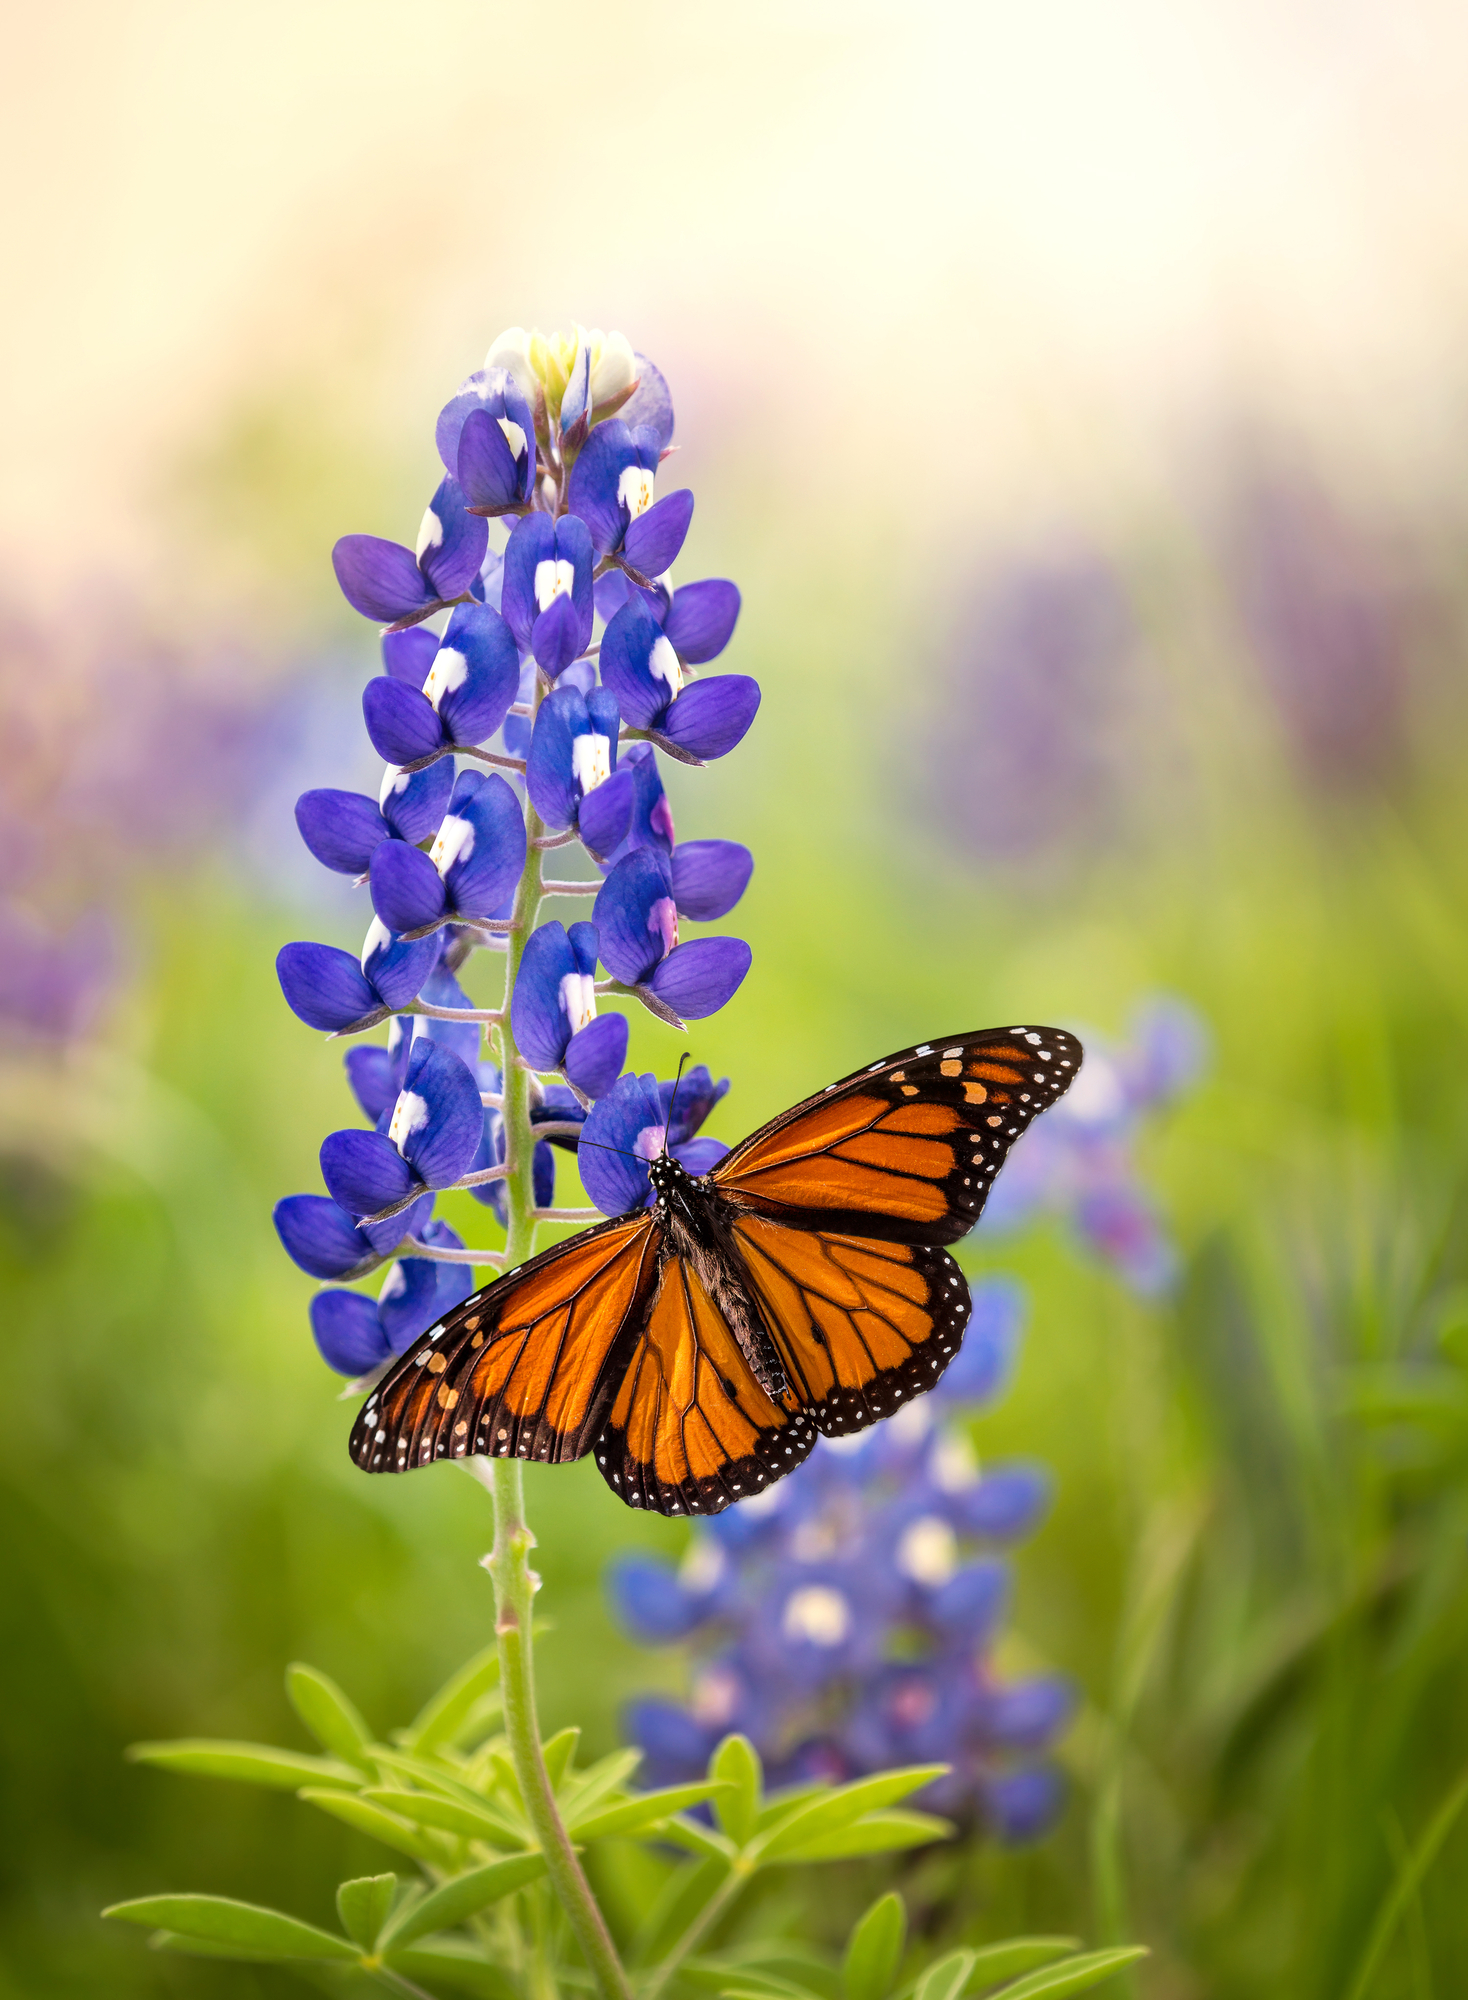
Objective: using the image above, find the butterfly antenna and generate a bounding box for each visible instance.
[662,1052,692,1159]
[575,1136,645,1162]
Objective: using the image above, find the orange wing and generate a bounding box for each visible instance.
[731,1215,972,1435]
[350,1213,660,1474]
[713,1027,1082,1247]
[593,1253,818,1515]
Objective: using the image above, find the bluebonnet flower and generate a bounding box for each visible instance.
[502,514,595,678]
[309,1220,476,1375]
[600,598,760,764]
[274,319,760,1375]
[977,996,1207,1295]
[361,602,520,766]
[368,769,527,938]
[333,476,489,631]
[577,1068,730,1216]
[592,847,751,1022]
[609,1280,1072,1842]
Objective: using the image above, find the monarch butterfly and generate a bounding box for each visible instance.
[350,1026,1082,1514]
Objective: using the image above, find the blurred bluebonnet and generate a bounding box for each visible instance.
[609,1280,1073,1842]
[977,996,1207,1295]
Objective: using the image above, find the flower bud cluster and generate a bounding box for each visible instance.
[609,1281,1073,1843]
[271,325,758,1370]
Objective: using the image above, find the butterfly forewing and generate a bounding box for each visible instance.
[733,1219,972,1435]
[712,1027,1082,1246]
[349,1213,659,1475]
[594,1254,818,1515]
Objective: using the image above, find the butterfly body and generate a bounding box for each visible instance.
[350,1027,1082,1515]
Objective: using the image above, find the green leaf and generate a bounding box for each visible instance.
[754,1783,831,1831]
[559,1746,644,1821]
[688,1944,839,1999]
[405,1643,503,1755]
[360,1786,526,1846]
[654,1815,736,1860]
[914,1951,974,2000]
[710,1734,763,1847]
[126,1739,361,1791]
[843,1892,907,2000]
[542,1725,581,1791]
[751,1767,947,1862]
[103,1894,356,1961]
[387,1939,522,1998]
[335,1874,397,1950]
[1344,1760,1468,2000]
[967,1940,1080,1989]
[633,1852,734,1964]
[570,1782,732,1842]
[380,1851,547,1949]
[769,1808,953,1862]
[298,1786,448,1863]
[287,1662,373,1767]
[720,1985,822,2000]
[992,1948,1148,1999]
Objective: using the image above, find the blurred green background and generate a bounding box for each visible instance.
[6,4,1468,1995]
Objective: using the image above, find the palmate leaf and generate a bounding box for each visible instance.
[379,1851,547,1949]
[103,1893,356,1961]
[990,1949,1148,1999]
[405,1641,502,1755]
[127,1739,361,1791]
[750,1767,948,1862]
[287,1662,374,1767]
[842,1893,906,2000]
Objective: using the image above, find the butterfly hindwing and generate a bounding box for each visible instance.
[712,1026,1082,1247]
[732,1216,972,1435]
[350,1213,659,1474]
[593,1252,819,1515]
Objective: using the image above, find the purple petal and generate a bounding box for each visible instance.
[980,1767,1066,1846]
[363,676,445,764]
[608,1556,706,1642]
[394,1038,485,1187]
[599,601,673,730]
[564,1012,628,1099]
[438,769,527,920]
[935,1277,1025,1403]
[310,1291,390,1374]
[670,841,752,922]
[294,789,390,877]
[623,488,693,579]
[370,841,448,935]
[361,1191,434,1255]
[510,921,581,1069]
[974,1677,1074,1751]
[430,602,520,746]
[533,1138,556,1210]
[531,590,584,678]
[321,1128,418,1216]
[950,1465,1051,1540]
[621,355,675,450]
[566,420,638,554]
[332,535,434,623]
[658,1064,729,1142]
[593,847,676,985]
[648,937,750,1019]
[362,923,443,1010]
[579,1071,664,1215]
[273,1193,377,1279]
[417,477,489,602]
[379,759,455,845]
[670,1136,729,1175]
[664,579,740,664]
[456,405,525,512]
[383,627,439,684]
[438,369,535,499]
[407,966,481,1071]
[376,1237,468,1353]
[276,942,382,1033]
[594,569,632,622]
[929,1560,1009,1642]
[658,676,761,762]
[525,696,580,831]
[578,767,633,860]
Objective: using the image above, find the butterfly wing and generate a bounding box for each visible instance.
[731,1216,972,1436]
[593,1251,819,1515]
[711,1026,1082,1247]
[350,1212,660,1474]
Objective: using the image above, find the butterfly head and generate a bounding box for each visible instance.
[646,1147,694,1207]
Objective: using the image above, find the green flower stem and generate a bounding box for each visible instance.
[472,668,634,2000]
